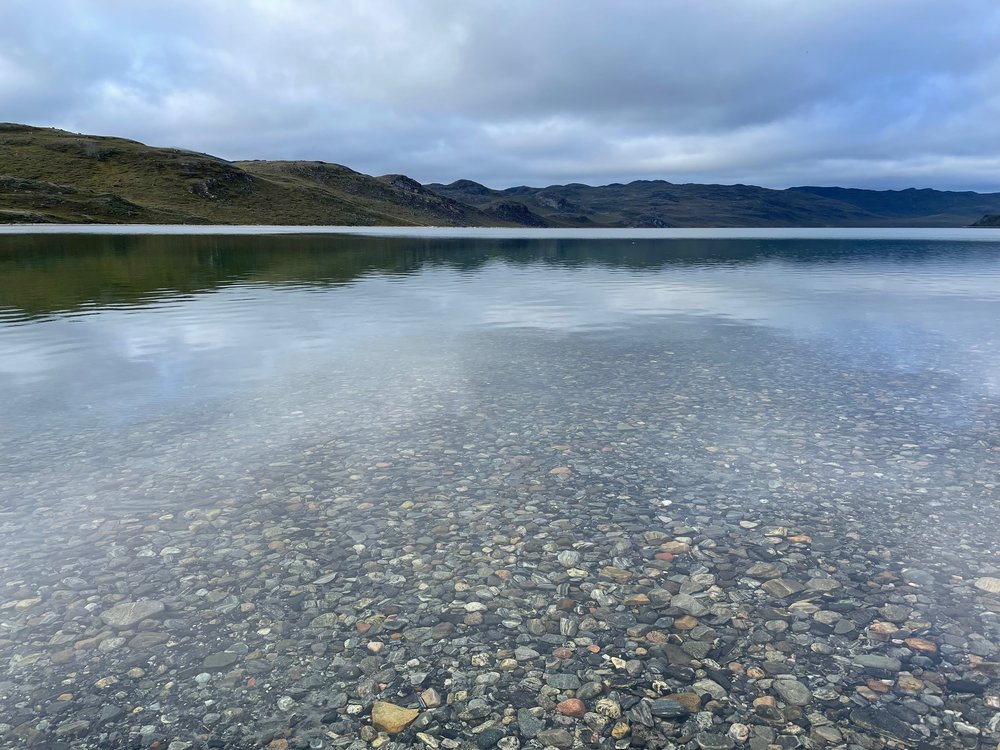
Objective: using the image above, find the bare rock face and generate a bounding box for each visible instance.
[377,174,425,193]
[99,600,165,629]
[485,201,551,228]
[371,701,419,734]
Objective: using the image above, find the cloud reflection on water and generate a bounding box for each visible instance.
[2,252,1000,437]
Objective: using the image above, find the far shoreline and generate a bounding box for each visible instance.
[4,224,1000,242]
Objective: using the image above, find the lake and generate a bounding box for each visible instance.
[2,229,1000,748]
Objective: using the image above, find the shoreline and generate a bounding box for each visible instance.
[3,224,1000,241]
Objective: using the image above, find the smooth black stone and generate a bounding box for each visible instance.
[947,679,986,694]
[477,728,505,749]
[649,699,691,718]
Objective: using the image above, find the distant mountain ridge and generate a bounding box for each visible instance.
[2,123,999,227]
[426,179,1000,228]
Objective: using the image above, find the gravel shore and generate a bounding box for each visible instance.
[2,322,999,749]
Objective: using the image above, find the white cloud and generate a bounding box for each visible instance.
[1,0,999,188]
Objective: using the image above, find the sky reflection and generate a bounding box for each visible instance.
[2,237,1000,439]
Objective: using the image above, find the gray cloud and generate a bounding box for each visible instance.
[1,0,999,189]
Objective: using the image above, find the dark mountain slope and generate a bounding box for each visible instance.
[425,179,879,227]
[425,179,1000,228]
[789,186,1000,226]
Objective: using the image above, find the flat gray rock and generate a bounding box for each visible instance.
[692,678,728,701]
[745,562,783,580]
[310,613,339,628]
[772,677,811,706]
[202,651,240,671]
[854,654,902,673]
[671,593,708,616]
[761,579,804,598]
[545,673,581,690]
[100,600,165,629]
[514,646,540,661]
[535,728,573,749]
[516,708,544,738]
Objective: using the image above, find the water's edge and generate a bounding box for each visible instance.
[4,224,1000,241]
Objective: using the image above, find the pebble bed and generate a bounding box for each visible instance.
[2,303,1000,750]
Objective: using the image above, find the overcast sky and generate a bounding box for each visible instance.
[2,0,999,190]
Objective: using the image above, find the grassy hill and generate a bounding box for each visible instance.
[3,123,999,226]
[0,124,502,226]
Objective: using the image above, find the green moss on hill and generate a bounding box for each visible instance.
[0,124,503,226]
[3,123,1000,227]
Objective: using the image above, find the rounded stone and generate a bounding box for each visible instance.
[556,698,586,718]
[371,701,419,734]
[99,600,165,629]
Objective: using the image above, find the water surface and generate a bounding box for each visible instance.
[1,232,999,748]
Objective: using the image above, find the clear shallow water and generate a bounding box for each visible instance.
[3,233,1000,452]
[2,232,1000,748]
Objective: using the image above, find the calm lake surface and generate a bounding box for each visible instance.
[2,230,1000,748]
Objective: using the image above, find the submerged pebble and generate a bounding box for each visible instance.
[1,242,999,748]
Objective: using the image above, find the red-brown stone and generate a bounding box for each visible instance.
[556,698,586,718]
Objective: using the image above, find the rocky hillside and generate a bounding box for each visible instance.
[3,123,1000,226]
[972,214,1000,227]
[0,124,502,226]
